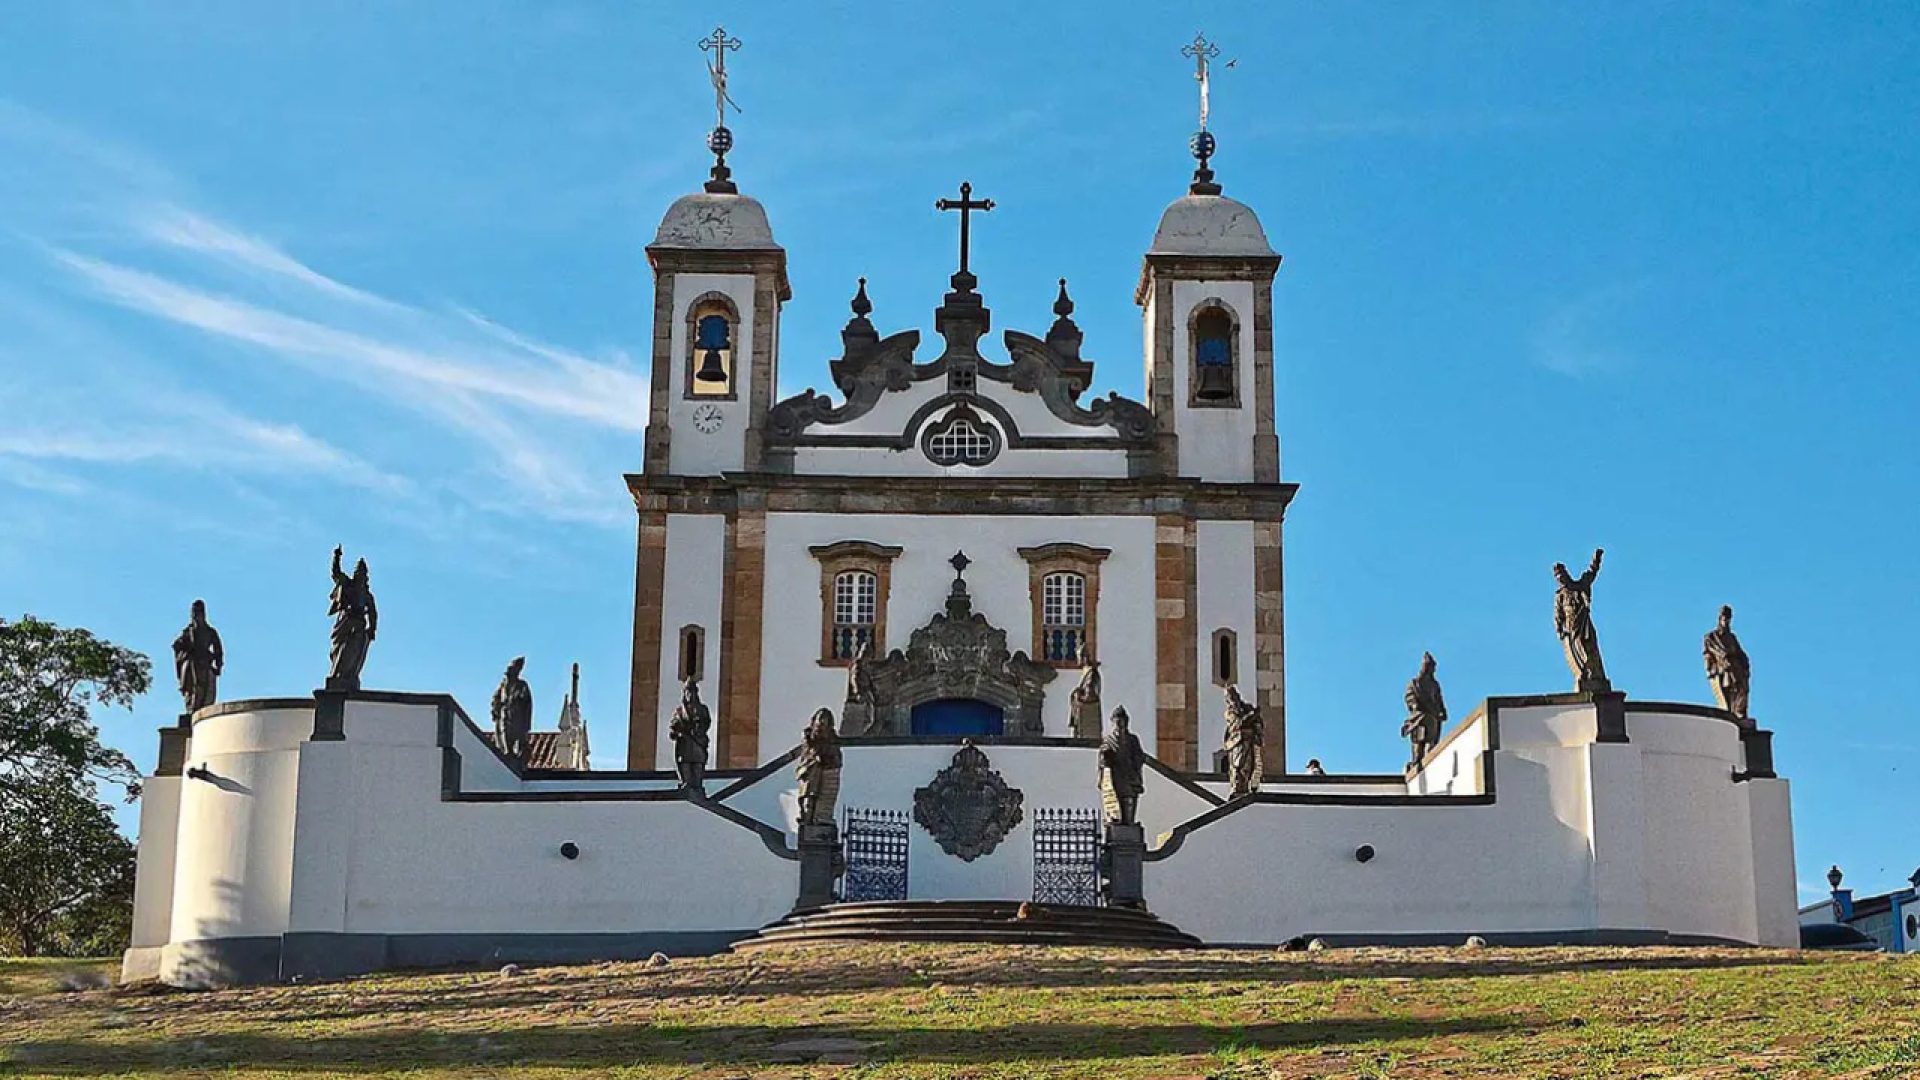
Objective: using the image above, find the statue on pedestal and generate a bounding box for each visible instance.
[669,678,711,793]
[1401,651,1447,770]
[1703,604,1752,726]
[1552,548,1609,692]
[1098,706,1145,825]
[842,637,878,735]
[326,545,377,691]
[172,599,224,714]
[1069,643,1102,740]
[490,656,533,763]
[1223,684,1264,796]
[797,707,843,826]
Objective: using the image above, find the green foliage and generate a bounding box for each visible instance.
[0,615,147,958]
[0,614,149,800]
[0,772,136,957]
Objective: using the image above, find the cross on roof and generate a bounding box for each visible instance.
[949,550,972,578]
[935,181,994,276]
[1182,31,1221,130]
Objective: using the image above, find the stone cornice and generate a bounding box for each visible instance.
[1135,252,1283,306]
[646,246,792,302]
[628,471,1298,521]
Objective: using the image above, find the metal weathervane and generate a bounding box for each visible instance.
[699,26,742,131]
[1181,31,1236,131]
[1181,32,1234,195]
[697,26,743,193]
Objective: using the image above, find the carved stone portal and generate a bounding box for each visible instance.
[913,741,1025,862]
[842,553,1056,737]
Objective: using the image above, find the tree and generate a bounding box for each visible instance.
[0,615,149,956]
[0,615,149,800]
[0,772,136,956]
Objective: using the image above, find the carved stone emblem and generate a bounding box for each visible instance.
[912,741,1025,862]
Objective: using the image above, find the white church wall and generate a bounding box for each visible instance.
[1170,279,1258,483]
[666,273,757,476]
[1631,710,1759,943]
[1194,521,1256,758]
[1149,753,1594,945]
[1745,777,1799,947]
[757,513,1159,753]
[831,743,1103,900]
[334,746,791,936]
[655,513,727,765]
[168,708,309,944]
[128,776,181,951]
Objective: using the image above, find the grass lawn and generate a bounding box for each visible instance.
[2,944,1917,1078]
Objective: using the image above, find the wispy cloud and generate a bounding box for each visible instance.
[0,101,648,528]
[1531,280,1653,378]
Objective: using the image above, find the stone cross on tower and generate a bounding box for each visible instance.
[935,181,995,283]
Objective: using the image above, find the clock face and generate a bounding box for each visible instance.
[692,403,724,434]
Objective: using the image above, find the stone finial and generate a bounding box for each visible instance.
[841,277,879,356]
[1046,278,1084,361]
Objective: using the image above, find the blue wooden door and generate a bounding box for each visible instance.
[910,698,1004,737]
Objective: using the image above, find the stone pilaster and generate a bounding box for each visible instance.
[1253,519,1286,772]
[625,508,669,769]
[1148,277,1179,474]
[717,500,767,768]
[642,272,674,475]
[743,270,780,470]
[1154,513,1198,770]
[1251,278,1279,483]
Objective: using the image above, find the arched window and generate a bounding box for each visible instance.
[1019,543,1109,667]
[921,403,1002,467]
[1211,628,1239,687]
[810,540,901,665]
[1189,303,1239,406]
[677,624,706,684]
[685,295,738,399]
[830,569,879,661]
[1040,571,1087,664]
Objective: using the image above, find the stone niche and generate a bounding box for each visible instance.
[845,568,1055,738]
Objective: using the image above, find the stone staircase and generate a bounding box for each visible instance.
[733,900,1203,951]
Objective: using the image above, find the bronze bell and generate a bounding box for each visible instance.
[694,348,728,383]
[1195,362,1235,401]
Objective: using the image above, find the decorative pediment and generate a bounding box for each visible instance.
[762,278,1156,452]
[843,552,1056,737]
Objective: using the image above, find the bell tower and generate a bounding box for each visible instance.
[642,27,790,478]
[1136,35,1281,484]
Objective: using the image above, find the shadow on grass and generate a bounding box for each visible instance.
[250,949,1804,1023]
[7,1015,1520,1073]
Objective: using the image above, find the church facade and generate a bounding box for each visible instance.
[626,174,1289,775]
[119,47,1801,987]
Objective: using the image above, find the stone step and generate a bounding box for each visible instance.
[735,926,1202,951]
[735,899,1202,952]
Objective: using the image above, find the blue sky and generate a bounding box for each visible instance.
[2,4,1915,902]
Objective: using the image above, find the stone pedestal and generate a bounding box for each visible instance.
[1592,690,1629,744]
[312,689,349,741]
[156,725,190,777]
[1103,822,1146,910]
[1737,728,1776,781]
[796,822,843,911]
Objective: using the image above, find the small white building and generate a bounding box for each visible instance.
[120,102,1800,988]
